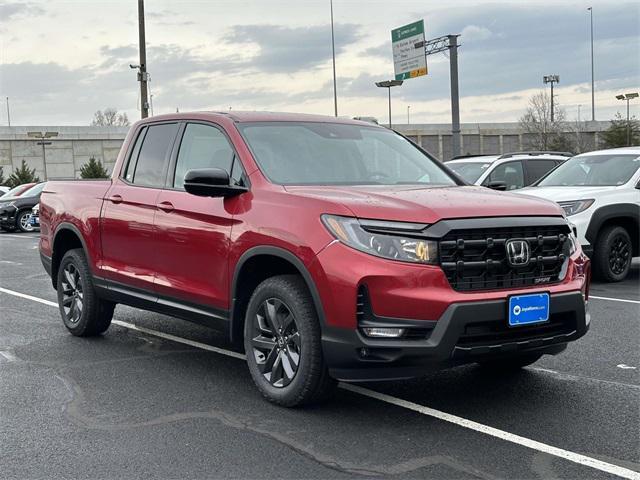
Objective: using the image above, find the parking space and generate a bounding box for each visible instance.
[1,231,638,479]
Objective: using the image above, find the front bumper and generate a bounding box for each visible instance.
[0,207,17,227]
[323,291,589,381]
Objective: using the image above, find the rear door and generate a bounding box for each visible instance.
[100,122,180,291]
[483,161,525,190]
[524,159,559,185]
[152,121,246,312]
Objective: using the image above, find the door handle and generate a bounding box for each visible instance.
[107,194,123,204]
[157,201,175,213]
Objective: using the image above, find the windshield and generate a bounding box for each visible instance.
[237,122,457,186]
[20,183,45,197]
[447,162,491,183]
[538,154,640,186]
[1,185,27,198]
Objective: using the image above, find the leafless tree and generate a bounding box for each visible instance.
[91,108,130,127]
[519,92,571,151]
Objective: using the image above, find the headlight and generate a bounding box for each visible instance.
[321,214,438,264]
[0,201,15,209]
[559,199,594,216]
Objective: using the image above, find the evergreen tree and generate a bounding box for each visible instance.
[600,113,640,148]
[0,166,5,186]
[7,160,40,188]
[80,157,109,178]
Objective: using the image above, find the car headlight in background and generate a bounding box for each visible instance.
[0,201,15,209]
[321,214,438,264]
[558,199,594,216]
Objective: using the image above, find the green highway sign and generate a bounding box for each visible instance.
[391,20,427,81]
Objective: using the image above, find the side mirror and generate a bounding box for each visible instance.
[183,168,248,198]
[487,180,508,191]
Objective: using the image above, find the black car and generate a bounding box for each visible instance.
[0,182,46,233]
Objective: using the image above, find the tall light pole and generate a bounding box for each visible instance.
[375,80,403,129]
[5,97,10,127]
[588,7,595,121]
[407,105,410,124]
[27,131,58,180]
[135,0,149,119]
[616,93,639,146]
[330,0,338,117]
[543,75,560,122]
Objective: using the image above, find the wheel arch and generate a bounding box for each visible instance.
[230,246,326,344]
[51,223,89,289]
[586,203,640,256]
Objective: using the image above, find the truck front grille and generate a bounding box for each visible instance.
[439,225,570,291]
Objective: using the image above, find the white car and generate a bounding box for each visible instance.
[516,147,640,282]
[447,152,570,191]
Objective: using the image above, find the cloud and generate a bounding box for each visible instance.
[460,25,494,42]
[224,23,363,72]
[0,2,44,21]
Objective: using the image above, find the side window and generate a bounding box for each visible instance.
[173,123,235,189]
[526,159,557,185]
[487,161,525,190]
[131,123,179,187]
[123,127,146,183]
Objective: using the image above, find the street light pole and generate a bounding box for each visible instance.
[543,75,560,122]
[407,105,410,124]
[5,97,10,127]
[616,93,639,146]
[330,0,338,117]
[448,35,461,158]
[588,7,595,121]
[27,131,58,180]
[375,80,403,129]
[137,0,149,119]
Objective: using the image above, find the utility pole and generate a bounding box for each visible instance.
[5,97,10,127]
[448,35,461,158]
[588,7,595,121]
[330,0,338,117]
[543,75,560,122]
[137,0,149,119]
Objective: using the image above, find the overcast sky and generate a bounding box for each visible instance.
[0,0,638,126]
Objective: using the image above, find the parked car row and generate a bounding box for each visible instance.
[0,182,45,233]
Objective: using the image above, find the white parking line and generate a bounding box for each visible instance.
[0,286,638,479]
[590,295,640,305]
[0,234,39,239]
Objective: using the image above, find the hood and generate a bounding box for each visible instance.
[516,185,616,202]
[284,185,564,223]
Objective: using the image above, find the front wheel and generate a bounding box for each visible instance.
[244,275,336,407]
[57,249,115,336]
[594,226,632,282]
[16,210,34,233]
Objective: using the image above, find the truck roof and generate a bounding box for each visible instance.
[140,111,377,126]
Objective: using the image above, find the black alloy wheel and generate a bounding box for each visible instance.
[60,262,84,324]
[608,233,631,276]
[250,298,301,388]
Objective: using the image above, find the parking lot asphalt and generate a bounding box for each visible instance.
[1,231,638,479]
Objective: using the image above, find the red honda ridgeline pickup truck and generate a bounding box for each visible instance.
[39,112,591,406]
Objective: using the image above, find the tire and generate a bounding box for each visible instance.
[477,353,543,372]
[244,275,336,407]
[16,210,34,233]
[593,225,632,282]
[56,248,115,336]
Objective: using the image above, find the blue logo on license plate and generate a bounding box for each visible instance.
[509,293,549,326]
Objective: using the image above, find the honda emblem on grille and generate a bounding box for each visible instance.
[505,239,530,267]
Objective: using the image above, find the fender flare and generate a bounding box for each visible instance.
[51,222,91,286]
[229,246,327,343]
[585,203,640,244]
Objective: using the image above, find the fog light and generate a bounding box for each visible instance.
[362,327,405,338]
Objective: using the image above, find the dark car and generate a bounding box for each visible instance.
[0,182,37,199]
[0,182,46,233]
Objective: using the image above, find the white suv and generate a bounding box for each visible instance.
[447,152,570,191]
[516,147,640,282]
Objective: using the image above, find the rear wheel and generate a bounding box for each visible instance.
[16,210,34,233]
[477,353,543,372]
[244,275,336,407]
[594,225,632,282]
[57,249,115,336]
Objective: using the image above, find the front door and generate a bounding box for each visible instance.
[153,122,244,313]
[100,122,179,292]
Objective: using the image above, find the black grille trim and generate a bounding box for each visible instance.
[438,222,571,292]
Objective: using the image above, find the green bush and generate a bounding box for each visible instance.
[7,160,40,188]
[80,157,109,179]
